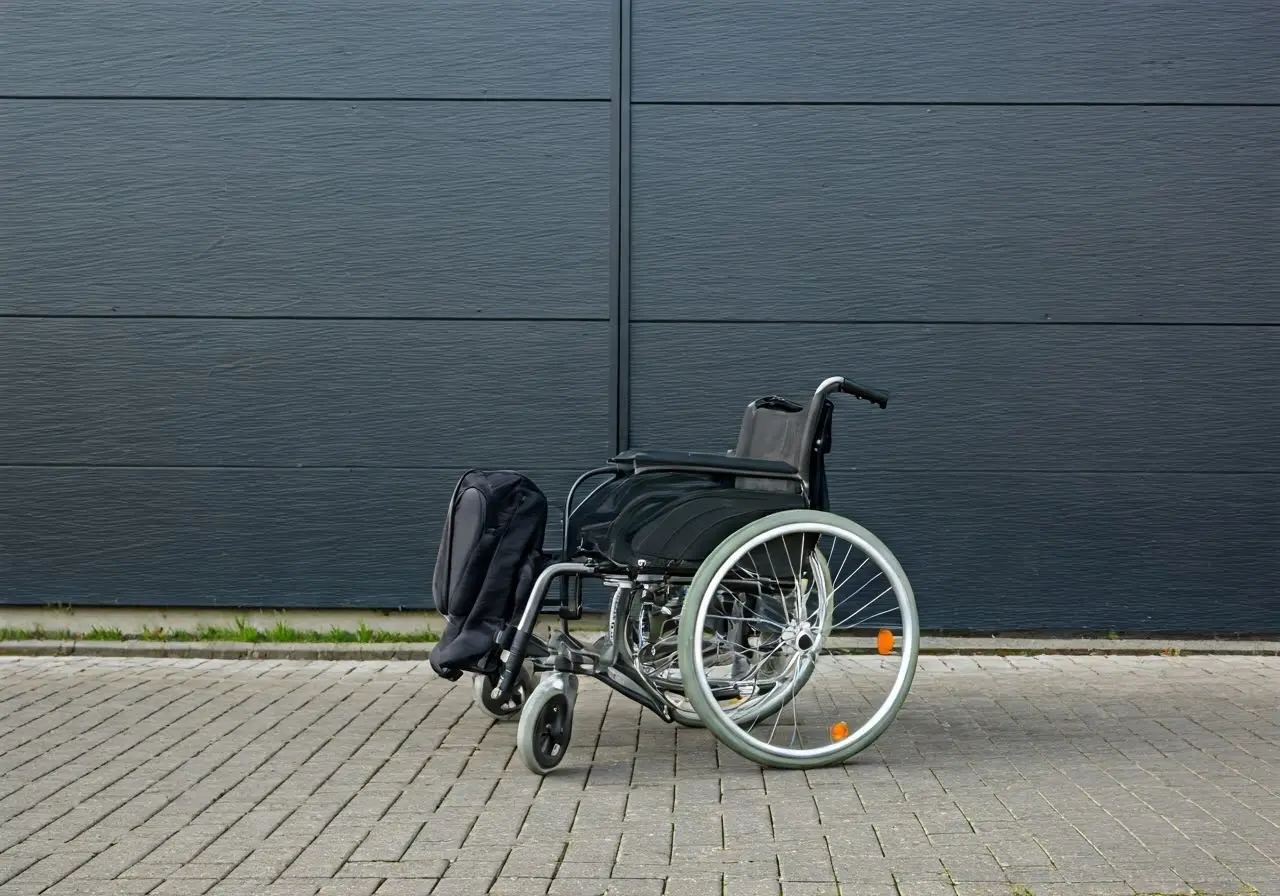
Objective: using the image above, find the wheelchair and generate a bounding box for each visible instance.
[474,376,919,774]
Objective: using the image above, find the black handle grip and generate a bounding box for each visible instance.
[839,378,889,408]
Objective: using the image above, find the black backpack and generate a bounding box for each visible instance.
[429,470,549,681]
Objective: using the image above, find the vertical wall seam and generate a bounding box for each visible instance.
[607,0,622,456]
[617,0,632,453]
[608,0,632,456]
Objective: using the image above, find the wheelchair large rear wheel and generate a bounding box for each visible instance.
[677,509,918,770]
[638,549,834,729]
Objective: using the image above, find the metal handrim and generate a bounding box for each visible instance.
[681,511,919,766]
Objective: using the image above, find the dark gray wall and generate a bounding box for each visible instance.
[0,1,611,98]
[2,102,611,317]
[3,1,1277,631]
[630,0,1280,103]
[627,0,1280,632]
[0,2,611,609]
[630,106,1279,323]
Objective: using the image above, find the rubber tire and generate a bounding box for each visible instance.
[676,510,918,770]
[517,679,575,775]
[472,661,537,721]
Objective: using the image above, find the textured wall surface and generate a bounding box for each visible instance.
[630,0,1280,102]
[629,326,1279,631]
[2,102,611,317]
[630,106,1279,323]
[0,0,612,98]
[3,1,1277,630]
[0,2,611,609]
[627,0,1280,631]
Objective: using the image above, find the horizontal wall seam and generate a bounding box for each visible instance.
[0,464,597,472]
[0,314,611,323]
[630,99,1280,108]
[7,97,1271,107]
[1,464,1275,475]
[630,319,1280,327]
[0,94,611,103]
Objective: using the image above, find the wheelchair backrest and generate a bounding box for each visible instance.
[733,395,833,509]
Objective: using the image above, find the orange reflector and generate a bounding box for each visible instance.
[877,629,895,655]
[830,721,850,741]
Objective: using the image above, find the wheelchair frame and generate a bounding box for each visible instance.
[477,375,918,774]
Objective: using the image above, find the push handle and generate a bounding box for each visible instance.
[815,375,889,408]
[838,378,889,408]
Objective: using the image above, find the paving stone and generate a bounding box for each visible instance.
[337,859,447,879]
[945,886,1004,896]
[263,883,329,896]
[486,879,550,896]
[719,877,781,896]
[372,882,438,896]
[151,879,220,895]
[0,656,1276,896]
[555,863,613,878]
[317,881,382,896]
[3,850,97,889]
[661,874,723,895]
[44,880,165,896]
[206,882,278,896]
[1018,885,1134,896]
[429,879,502,896]
[546,881,615,896]
[892,881,959,896]
[599,882,665,896]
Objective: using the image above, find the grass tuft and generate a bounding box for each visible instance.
[0,625,74,641]
[0,621,439,643]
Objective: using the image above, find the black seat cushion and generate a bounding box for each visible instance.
[568,470,804,570]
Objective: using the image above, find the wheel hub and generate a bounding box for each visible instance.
[780,621,818,654]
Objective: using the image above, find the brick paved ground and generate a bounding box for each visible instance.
[0,655,1275,896]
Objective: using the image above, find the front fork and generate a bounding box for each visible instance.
[495,570,684,725]
[592,582,679,723]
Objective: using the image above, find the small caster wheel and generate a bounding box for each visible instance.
[473,661,536,721]
[517,673,578,775]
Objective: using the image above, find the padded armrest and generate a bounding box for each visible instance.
[610,448,799,478]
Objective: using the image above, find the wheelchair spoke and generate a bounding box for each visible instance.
[834,599,899,632]
[678,513,919,769]
[834,567,885,603]
[789,690,803,749]
[704,612,785,631]
[828,542,870,595]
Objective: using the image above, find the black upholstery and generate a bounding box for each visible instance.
[564,389,838,569]
[566,469,806,571]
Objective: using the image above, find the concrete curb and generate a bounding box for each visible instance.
[0,640,436,661]
[2,636,1277,660]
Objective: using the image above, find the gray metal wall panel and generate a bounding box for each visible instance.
[0,468,581,608]
[631,0,1280,102]
[632,323,1280,631]
[0,1,610,98]
[0,320,609,469]
[825,471,1280,633]
[5,471,1273,629]
[629,324,1279,473]
[1,101,610,318]
[630,106,1280,323]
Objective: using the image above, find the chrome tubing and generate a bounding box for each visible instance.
[493,561,592,702]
